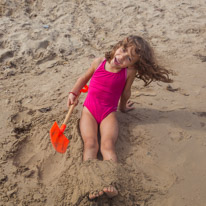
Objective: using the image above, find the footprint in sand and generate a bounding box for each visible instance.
[169,129,191,142]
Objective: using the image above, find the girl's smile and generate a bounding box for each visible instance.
[110,46,140,69]
[114,57,121,65]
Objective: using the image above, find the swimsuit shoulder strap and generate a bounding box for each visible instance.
[95,59,106,71]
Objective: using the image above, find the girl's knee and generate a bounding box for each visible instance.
[100,139,117,162]
[101,139,115,152]
[84,138,99,151]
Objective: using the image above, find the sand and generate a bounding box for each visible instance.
[0,0,206,205]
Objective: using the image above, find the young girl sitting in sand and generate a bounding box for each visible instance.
[67,35,172,199]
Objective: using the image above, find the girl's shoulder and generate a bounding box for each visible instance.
[91,57,105,69]
[127,66,137,79]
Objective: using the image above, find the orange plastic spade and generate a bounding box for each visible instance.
[50,85,88,153]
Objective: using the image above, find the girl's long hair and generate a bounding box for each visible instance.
[105,35,172,86]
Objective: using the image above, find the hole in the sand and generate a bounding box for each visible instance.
[194,112,206,117]
[13,123,32,139]
[0,51,14,62]
[195,54,206,62]
[38,107,52,113]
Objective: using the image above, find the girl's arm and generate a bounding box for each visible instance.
[119,67,136,112]
[67,57,104,106]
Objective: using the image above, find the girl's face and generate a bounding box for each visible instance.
[110,46,140,69]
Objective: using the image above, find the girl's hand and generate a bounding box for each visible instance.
[67,93,79,107]
[119,100,135,113]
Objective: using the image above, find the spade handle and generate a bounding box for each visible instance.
[63,94,80,125]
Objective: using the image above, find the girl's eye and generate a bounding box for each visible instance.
[122,48,126,52]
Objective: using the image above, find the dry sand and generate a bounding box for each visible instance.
[0,0,206,205]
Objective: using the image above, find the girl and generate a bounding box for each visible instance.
[67,35,172,199]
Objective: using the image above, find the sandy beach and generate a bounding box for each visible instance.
[0,0,206,205]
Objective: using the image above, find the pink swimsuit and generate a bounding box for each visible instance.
[83,59,127,124]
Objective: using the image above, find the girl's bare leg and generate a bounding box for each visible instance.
[80,110,118,199]
[99,112,118,162]
[99,112,119,197]
[80,107,99,161]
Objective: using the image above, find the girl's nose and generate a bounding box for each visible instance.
[120,54,126,61]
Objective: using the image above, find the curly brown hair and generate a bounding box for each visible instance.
[105,35,173,86]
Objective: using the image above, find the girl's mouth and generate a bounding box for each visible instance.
[114,57,120,65]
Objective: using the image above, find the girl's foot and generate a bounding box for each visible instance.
[88,186,118,200]
[88,191,104,200]
[103,186,118,198]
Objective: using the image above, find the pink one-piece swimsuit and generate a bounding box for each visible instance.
[83,59,127,124]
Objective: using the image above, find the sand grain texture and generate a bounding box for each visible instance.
[0,0,206,205]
